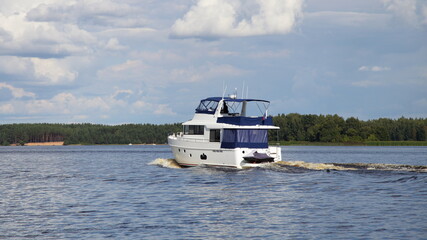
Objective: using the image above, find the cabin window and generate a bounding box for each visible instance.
[184,125,205,135]
[210,129,221,142]
[221,129,268,148]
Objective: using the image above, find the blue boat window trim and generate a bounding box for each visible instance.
[221,129,268,149]
[195,100,219,114]
[195,97,270,114]
[217,116,273,126]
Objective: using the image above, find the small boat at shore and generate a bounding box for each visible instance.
[168,95,281,168]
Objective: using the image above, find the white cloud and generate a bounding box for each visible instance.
[104,38,128,51]
[305,11,390,28]
[358,66,391,72]
[207,49,238,57]
[97,60,147,81]
[0,56,34,77]
[0,13,95,58]
[130,50,183,63]
[23,92,110,115]
[31,58,78,84]
[248,49,290,58]
[112,89,134,99]
[171,0,303,38]
[351,80,383,87]
[0,56,78,84]
[170,64,245,83]
[154,104,176,116]
[132,101,176,116]
[98,59,245,85]
[382,0,427,26]
[0,82,35,98]
[0,103,15,114]
[423,5,427,24]
[26,0,147,29]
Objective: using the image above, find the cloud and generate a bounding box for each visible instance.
[358,66,391,72]
[382,0,427,26]
[0,103,14,114]
[305,11,390,29]
[26,0,147,29]
[248,49,290,58]
[171,0,303,38]
[0,56,78,84]
[0,82,36,98]
[98,59,245,86]
[132,101,176,116]
[0,13,95,58]
[31,58,78,84]
[423,5,427,24]
[170,64,245,83]
[97,60,148,81]
[351,80,383,87]
[103,38,128,51]
[26,92,110,114]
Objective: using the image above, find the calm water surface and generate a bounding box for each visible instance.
[0,145,426,239]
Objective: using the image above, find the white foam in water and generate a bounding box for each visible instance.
[149,158,182,169]
[274,161,427,172]
[275,161,357,171]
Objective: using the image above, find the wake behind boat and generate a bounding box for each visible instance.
[168,94,281,169]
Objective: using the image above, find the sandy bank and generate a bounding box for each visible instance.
[25,141,64,146]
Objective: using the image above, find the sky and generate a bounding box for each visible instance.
[0,0,426,124]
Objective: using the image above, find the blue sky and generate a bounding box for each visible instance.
[0,0,426,124]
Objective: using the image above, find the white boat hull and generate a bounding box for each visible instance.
[168,135,281,169]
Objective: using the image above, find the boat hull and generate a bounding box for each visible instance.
[168,136,281,169]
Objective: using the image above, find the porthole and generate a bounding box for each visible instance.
[190,154,192,157]
[242,151,245,154]
[184,149,186,153]
[178,149,181,152]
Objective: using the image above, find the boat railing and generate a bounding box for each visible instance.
[180,138,210,143]
[171,132,209,143]
[171,132,184,137]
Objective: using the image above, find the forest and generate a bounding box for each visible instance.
[272,114,426,143]
[0,114,426,146]
[0,123,181,146]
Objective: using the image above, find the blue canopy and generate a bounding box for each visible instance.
[196,97,270,114]
[201,97,270,103]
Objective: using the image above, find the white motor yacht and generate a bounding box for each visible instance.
[168,95,281,168]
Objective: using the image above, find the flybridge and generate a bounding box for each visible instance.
[195,97,270,115]
[195,96,273,126]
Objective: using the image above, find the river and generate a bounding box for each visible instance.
[1,145,426,239]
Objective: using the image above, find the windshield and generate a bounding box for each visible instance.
[224,100,270,117]
[195,99,219,114]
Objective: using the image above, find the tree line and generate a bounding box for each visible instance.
[272,114,426,143]
[0,123,181,146]
[0,114,426,146]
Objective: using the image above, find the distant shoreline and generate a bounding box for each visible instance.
[9,141,65,146]
[5,141,427,147]
[6,142,166,146]
[271,141,427,146]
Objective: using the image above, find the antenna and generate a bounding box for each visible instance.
[222,81,227,99]
[242,81,245,99]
